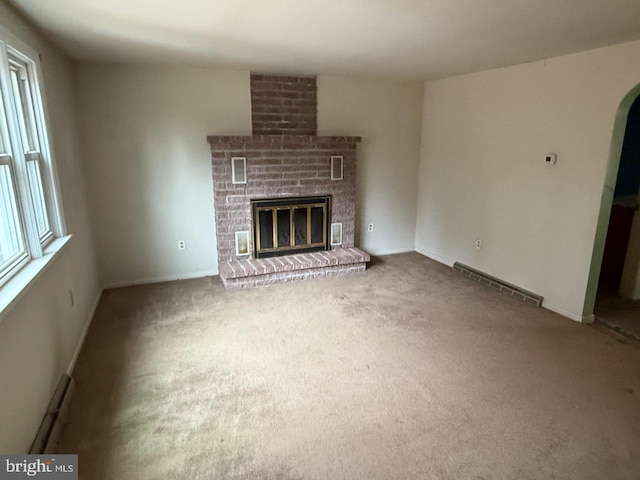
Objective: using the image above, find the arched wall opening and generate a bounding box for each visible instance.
[583,83,640,318]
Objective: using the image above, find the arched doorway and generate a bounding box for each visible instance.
[583,83,640,335]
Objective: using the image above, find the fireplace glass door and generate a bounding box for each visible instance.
[252,196,330,258]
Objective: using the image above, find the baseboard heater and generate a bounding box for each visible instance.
[453,262,543,307]
[29,374,75,454]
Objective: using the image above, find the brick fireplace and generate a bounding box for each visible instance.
[208,73,369,288]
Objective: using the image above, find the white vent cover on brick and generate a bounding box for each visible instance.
[231,157,247,184]
[235,231,250,256]
[331,156,343,180]
[331,223,343,246]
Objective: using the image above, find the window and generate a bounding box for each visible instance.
[0,30,65,289]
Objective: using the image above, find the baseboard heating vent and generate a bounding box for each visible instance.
[29,374,75,454]
[453,262,543,307]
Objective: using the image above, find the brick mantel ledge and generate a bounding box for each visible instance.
[207,135,362,145]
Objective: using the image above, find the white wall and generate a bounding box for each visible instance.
[0,2,100,452]
[75,65,251,287]
[76,67,425,286]
[318,76,424,254]
[416,40,640,321]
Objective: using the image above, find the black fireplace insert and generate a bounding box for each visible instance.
[251,195,331,258]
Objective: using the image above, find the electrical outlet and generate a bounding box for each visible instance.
[475,238,482,249]
[368,223,374,232]
[178,240,186,251]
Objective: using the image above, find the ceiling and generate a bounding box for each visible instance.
[8,0,640,80]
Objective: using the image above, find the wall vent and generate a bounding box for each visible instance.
[29,374,74,454]
[453,262,543,307]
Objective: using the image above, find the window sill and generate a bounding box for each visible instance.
[0,234,73,321]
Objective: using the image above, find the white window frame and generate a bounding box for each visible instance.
[0,25,66,291]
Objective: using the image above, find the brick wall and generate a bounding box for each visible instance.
[209,135,361,264]
[250,74,317,135]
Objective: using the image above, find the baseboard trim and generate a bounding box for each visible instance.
[367,248,415,256]
[453,262,543,307]
[29,374,74,454]
[103,270,219,290]
[541,301,584,323]
[66,288,102,375]
[414,247,455,267]
[44,378,74,454]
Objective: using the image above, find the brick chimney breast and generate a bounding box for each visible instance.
[208,72,368,287]
[250,73,317,136]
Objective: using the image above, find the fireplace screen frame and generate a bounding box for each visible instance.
[251,195,331,258]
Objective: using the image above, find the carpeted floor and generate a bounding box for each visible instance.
[57,252,640,480]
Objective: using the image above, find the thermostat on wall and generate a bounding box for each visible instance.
[545,153,557,165]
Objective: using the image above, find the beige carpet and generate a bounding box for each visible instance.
[57,252,640,479]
